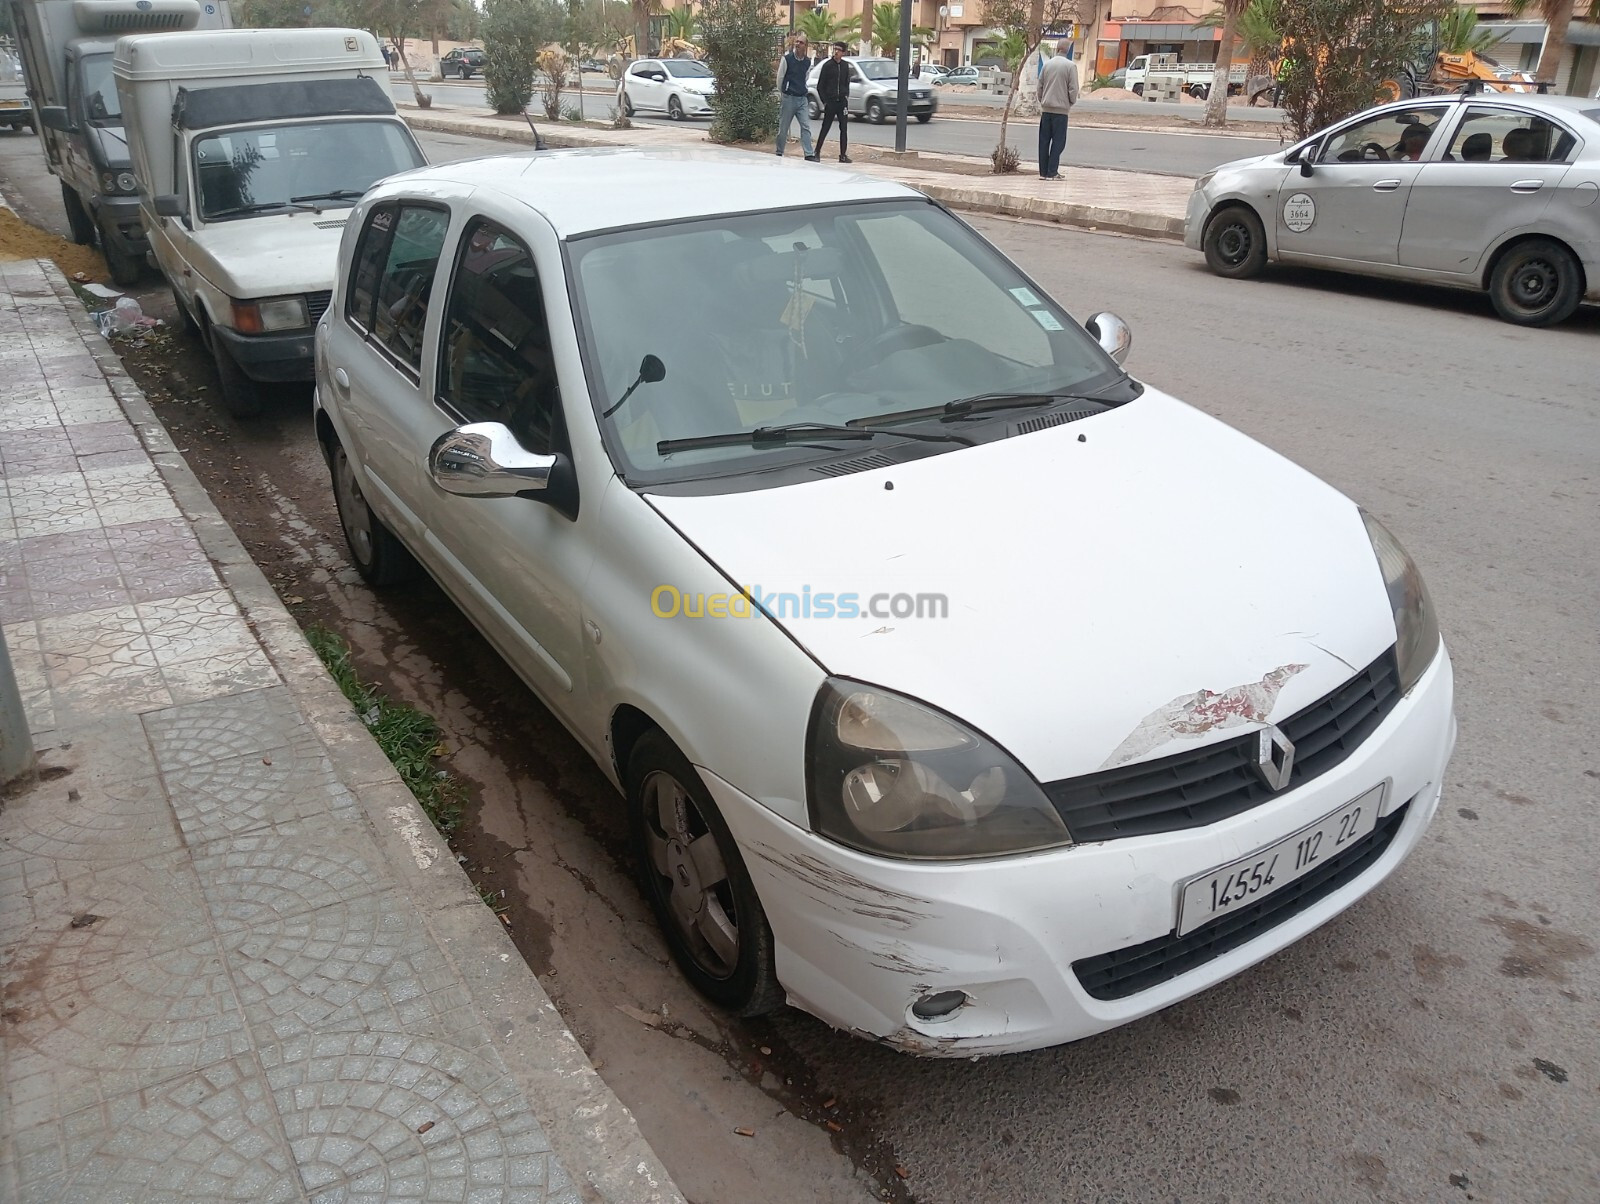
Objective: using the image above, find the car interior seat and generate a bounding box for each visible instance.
[1460,131,1492,162]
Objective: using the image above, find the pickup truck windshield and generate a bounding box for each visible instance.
[571,199,1127,487]
[81,54,122,125]
[193,119,424,222]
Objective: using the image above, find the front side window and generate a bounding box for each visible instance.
[1446,106,1578,163]
[570,199,1125,486]
[664,61,713,78]
[437,220,560,454]
[858,60,899,81]
[371,205,450,374]
[1320,108,1445,163]
[192,119,424,221]
[80,54,121,125]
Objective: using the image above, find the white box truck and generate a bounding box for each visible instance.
[9,0,228,284]
[114,27,425,416]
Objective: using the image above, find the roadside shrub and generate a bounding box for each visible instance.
[700,0,780,144]
[483,0,564,114]
[991,143,1020,173]
[537,47,569,119]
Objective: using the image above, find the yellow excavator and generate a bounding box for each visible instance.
[1378,50,1538,102]
[607,34,703,79]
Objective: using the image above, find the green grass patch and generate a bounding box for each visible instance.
[306,624,465,838]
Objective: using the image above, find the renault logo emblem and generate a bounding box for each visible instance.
[1254,725,1295,790]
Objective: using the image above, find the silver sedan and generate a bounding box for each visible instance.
[1185,92,1600,326]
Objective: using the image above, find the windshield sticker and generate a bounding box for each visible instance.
[1030,309,1064,331]
[1009,286,1041,306]
[1283,193,1316,233]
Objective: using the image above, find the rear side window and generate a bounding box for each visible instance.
[1446,106,1578,163]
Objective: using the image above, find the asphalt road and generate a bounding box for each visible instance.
[2,124,1596,1204]
[397,77,1281,177]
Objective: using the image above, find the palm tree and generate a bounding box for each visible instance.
[796,7,861,44]
[664,3,696,41]
[872,6,932,58]
[1508,0,1600,86]
[1437,5,1504,54]
[1202,0,1247,127]
[1236,0,1281,80]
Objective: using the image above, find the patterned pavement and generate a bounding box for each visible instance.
[0,258,683,1204]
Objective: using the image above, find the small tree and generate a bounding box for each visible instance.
[349,0,437,106]
[699,0,779,144]
[1275,0,1453,140]
[482,0,564,114]
[665,4,697,41]
[1436,5,1503,54]
[1202,0,1247,127]
[537,46,570,118]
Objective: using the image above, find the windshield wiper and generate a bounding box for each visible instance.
[657,422,972,456]
[848,391,1113,428]
[289,189,367,205]
[206,200,319,218]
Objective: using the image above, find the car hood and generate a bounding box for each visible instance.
[646,389,1397,782]
[88,123,130,168]
[187,209,354,298]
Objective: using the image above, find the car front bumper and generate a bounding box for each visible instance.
[1184,186,1210,250]
[701,647,1455,1056]
[212,324,317,383]
[90,193,150,255]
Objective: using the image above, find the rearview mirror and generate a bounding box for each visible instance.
[153,194,185,218]
[40,105,72,132]
[1085,311,1132,366]
[429,423,577,519]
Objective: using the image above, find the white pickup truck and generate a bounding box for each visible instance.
[0,49,34,131]
[114,27,425,416]
[1124,53,1247,100]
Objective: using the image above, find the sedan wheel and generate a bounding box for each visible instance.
[668,95,685,120]
[622,91,634,117]
[1202,203,1268,279]
[867,97,884,124]
[1488,238,1583,327]
[330,441,417,586]
[628,730,781,1015]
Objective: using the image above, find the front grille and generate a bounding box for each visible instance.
[1044,649,1401,843]
[1072,801,1410,1001]
[305,291,333,324]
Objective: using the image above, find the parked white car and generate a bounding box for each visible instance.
[621,57,715,120]
[1187,92,1600,326]
[315,150,1455,1056]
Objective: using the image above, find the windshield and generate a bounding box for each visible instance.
[192,120,424,222]
[570,199,1124,486]
[81,54,121,125]
[857,60,901,81]
[665,60,713,78]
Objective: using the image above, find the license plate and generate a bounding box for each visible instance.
[0,100,22,108]
[1177,783,1385,936]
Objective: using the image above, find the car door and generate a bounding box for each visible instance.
[627,60,662,111]
[1278,105,1451,266]
[1398,104,1576,276]
[848,63,867,114]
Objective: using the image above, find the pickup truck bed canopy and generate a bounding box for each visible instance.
[173,75,394,131]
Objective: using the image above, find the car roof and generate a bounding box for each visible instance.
[375,148,922,238]
[1378,91,1600,124]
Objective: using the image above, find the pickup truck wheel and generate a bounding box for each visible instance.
[1203,204,1268,279]
[61,183,96,246]
[1488,238,1583,327]
[627,728,783,1016]
[867,97,884,124]
[1132,82,1144,97]
[210,339,264,419]
[330,440,417,585]
[98,220,142,287]
[1190,84,1209,100]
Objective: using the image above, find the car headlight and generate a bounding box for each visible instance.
[230,295,310,334]
[1194,170,1216,191]
[807,679,1072,860]
[1361,511,1441,695]
[116,171,137,193]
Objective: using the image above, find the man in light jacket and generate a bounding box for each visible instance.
[775,33,816,158]
[1037,40,1080,180]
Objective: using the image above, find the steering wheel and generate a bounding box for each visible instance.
[1360,141,1391,161]
[850,323,944,371]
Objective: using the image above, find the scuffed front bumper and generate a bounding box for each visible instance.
[701,649,1455,1056]
[90,193,150,256]
[1184,186,1209,250]
[212,325,316,383]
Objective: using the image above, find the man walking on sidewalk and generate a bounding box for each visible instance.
[775,34,816,158]
[1037,40,1079,180]
[811,42,852,163]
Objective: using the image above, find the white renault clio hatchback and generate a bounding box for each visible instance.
[315,149,1455,1056]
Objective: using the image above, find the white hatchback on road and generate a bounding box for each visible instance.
[621,57,715,120]
[315,149,1455,1055]
[1187,91,1600,326]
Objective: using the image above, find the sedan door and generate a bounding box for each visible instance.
[1277,105,1451,266]
[1398,105,1576,276]
[627,60,663,112]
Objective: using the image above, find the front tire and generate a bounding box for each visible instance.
[330,440,417,586]
[627,729,782,1016]
[1132,82,1144,97]
[210,338,263,418]
[808,96,821,120]
[916,112,932,123]
[867,97,884,124]
[1202,204,1268,279]
[668,94,684,120]
[98,219,141,287]
[61,182,95,246]
[1489,238,1583,327]
[622,90,634,117]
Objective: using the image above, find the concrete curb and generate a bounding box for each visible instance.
[40,261,686,1204]
[402,109,1186,241]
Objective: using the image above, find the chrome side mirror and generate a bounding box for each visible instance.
[429,422,579,518]
[1085,311,1132,366]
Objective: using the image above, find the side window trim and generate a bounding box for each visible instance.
[369,201,452,383]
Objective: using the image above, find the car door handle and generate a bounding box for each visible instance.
[1372,179,1402,192]
[1510,179,1544,194]
[332,367,351,394]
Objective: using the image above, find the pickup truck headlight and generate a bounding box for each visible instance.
[231,296,310,334]
[807,679,1072,860]
[1361,511,1441,694]
[100,170,137,195]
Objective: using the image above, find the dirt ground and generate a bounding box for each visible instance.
[0,206,107,279]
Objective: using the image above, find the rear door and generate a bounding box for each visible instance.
[1398,104,1576,276]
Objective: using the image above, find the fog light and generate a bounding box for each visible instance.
[911,990,968,1022]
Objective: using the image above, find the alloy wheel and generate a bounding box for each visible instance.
[640,769,740,980]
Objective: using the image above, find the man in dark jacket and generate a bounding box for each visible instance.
[811,42,852,163]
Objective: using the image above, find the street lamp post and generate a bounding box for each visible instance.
[894,0,911,151]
